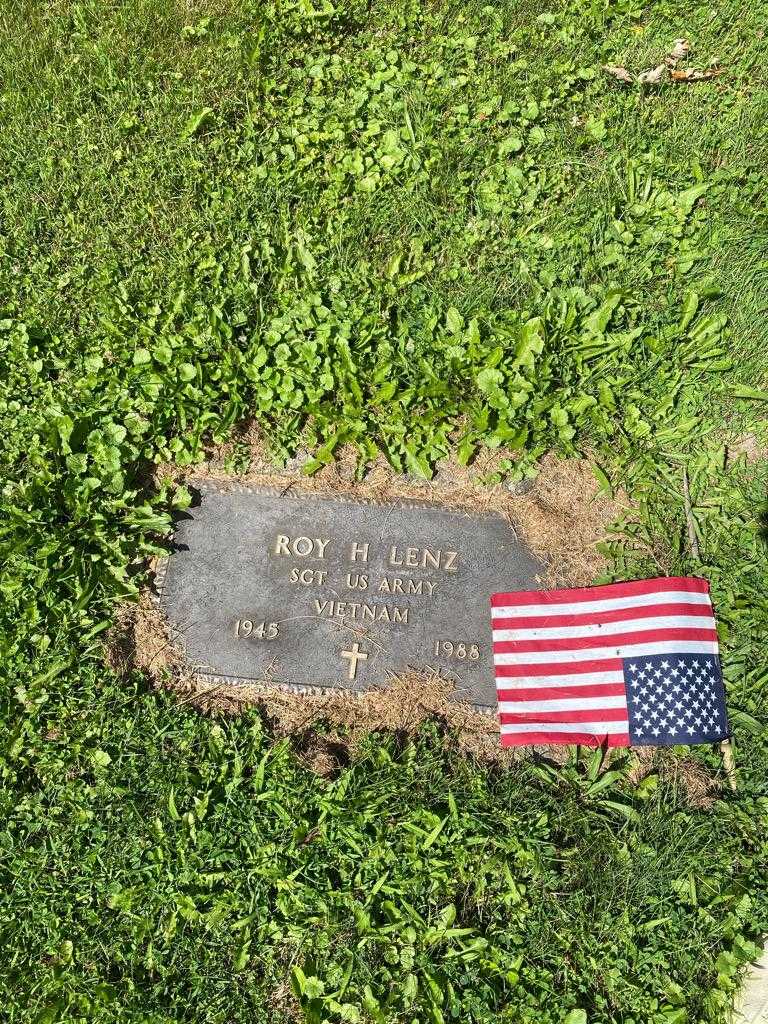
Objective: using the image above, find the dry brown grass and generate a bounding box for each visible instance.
[107,595,518,771]
[107,424,636,770]
[727,432,766,466]
[155,421,630,586]
[628,746,721,808]
[107,589,187,680]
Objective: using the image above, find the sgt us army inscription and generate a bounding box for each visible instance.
[158,483,544,709]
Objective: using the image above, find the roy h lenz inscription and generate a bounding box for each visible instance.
[158,484,543,709]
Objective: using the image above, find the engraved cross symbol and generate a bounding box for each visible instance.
[340,642,368,681]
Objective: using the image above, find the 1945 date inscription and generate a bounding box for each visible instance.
[234,619,279,639]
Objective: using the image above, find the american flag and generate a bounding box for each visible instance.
[491,577,729,748]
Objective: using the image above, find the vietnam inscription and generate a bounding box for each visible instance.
[158,483,544,709]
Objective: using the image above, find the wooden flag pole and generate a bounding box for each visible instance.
[682,466,736,791]
[720,738,737,791]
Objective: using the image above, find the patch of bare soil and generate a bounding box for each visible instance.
[107,590,188,681]
[726,432,766,466]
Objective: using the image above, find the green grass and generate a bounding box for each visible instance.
[1,0,768,1020]
[3,681,767,1024]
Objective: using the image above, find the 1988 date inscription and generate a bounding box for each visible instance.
[158,485,543,709]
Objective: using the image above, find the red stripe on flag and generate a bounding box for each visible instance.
[491,602,714,630]
[493,627,718,654]
[496,683,627,702]
[500,708,629,725]
[500,732,631,748]
[490,576,709,607]
[494,658,623,677]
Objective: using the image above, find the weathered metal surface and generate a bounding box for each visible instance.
[158,483,544,708]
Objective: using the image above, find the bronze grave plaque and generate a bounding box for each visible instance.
[158,483,544,708]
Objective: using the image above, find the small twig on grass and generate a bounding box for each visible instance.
[175,684,226,708]
[720,738,737,792]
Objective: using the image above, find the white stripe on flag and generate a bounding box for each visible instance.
[492,639,719,664]
[498,696,628,713]
[493,614,714,641]
[495,671,624,689]
[500,721,629,736]
[491,590,712,619]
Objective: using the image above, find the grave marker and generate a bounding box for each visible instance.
[158,483,544,708]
